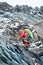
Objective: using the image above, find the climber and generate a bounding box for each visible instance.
[17,29,33,47]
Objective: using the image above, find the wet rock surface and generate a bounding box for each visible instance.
[0,2,43,65]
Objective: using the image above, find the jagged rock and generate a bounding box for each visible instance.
[0,2,13,12]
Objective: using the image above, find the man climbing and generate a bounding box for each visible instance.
[17,29,33,47]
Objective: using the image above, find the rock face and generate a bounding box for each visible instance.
[34,21,43,39]
[0,2,43,65]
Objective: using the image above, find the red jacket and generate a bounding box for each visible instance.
[18,30,28,39]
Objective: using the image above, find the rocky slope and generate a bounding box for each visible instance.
[0,2,43,65]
